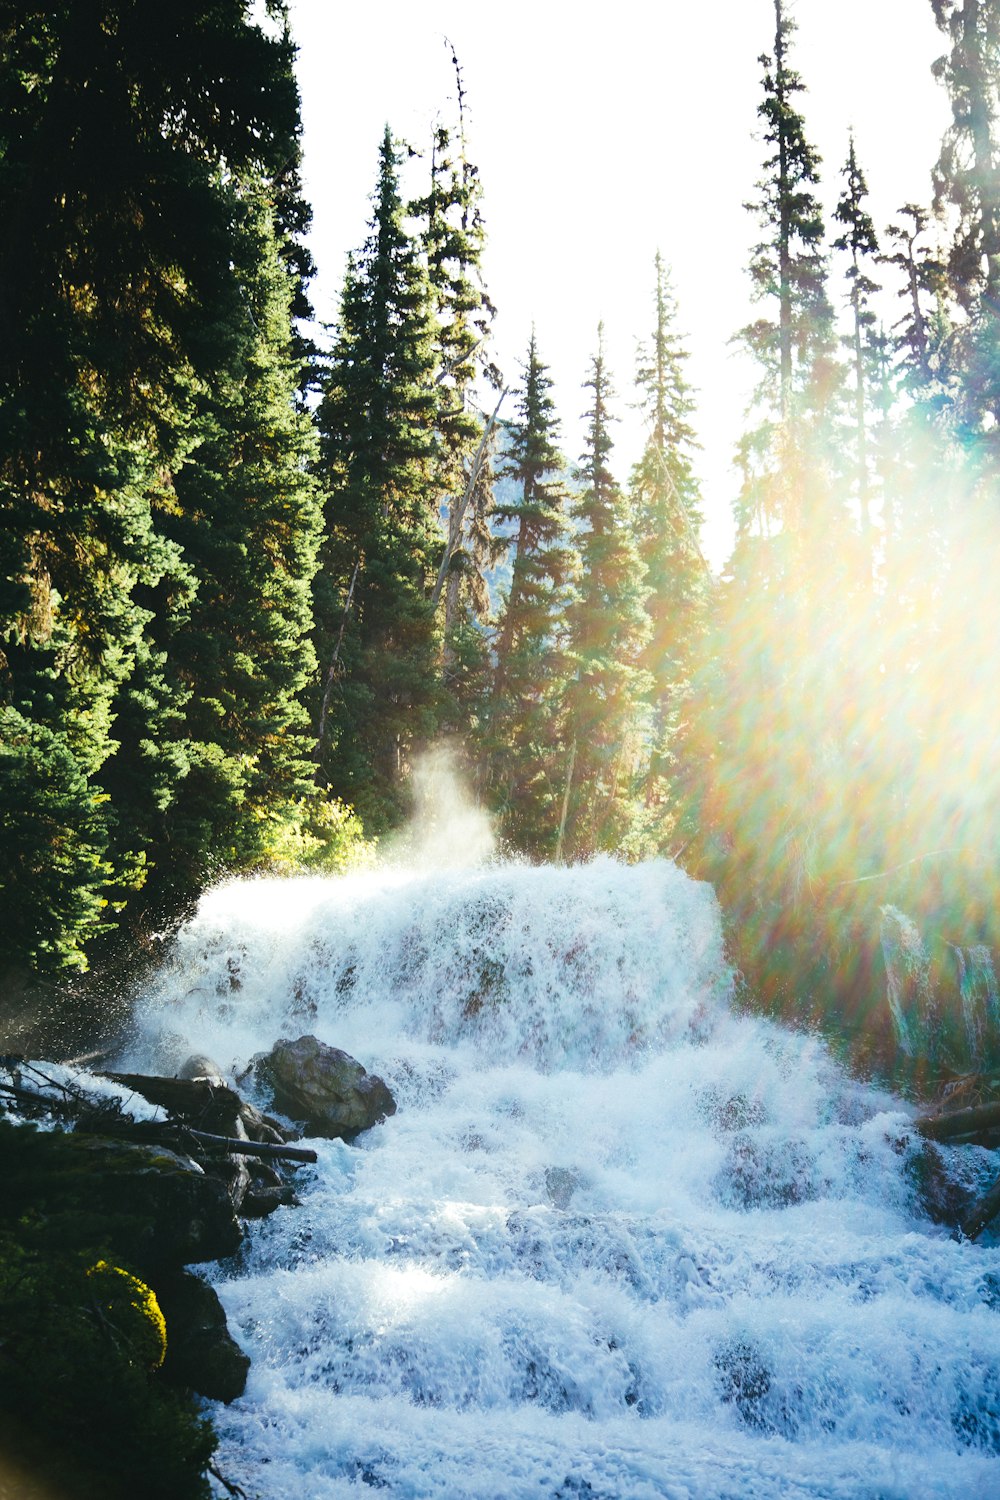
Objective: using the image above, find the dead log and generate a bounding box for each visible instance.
[914,1100,1000,1143]
[100,1071,245,1133]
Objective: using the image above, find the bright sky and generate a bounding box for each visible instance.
[288,0,952,568]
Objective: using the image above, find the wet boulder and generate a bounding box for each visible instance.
[252,1035,396,1140]
[156,1270,250,1404]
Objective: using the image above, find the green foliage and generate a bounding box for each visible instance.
[103,184,325,913]
[0,707,120,970]
[630,254,710,840]
[419,50,503,659]
[833,133,882,567]
[256,793,376,875]
[738,0,840,561]
[0,0,329,969]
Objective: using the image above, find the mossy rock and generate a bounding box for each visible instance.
[0,1235,215,1500]
[0,1119,242,1272]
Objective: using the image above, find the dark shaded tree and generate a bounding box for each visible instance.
[630,254,709,833]
[0,0,316,969]
[486,332,575,851]
[560,327,650,860]
[316,128,442,830]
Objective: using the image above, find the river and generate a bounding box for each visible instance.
[122,854,1000,1499]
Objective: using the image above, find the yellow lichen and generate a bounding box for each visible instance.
[86,1260,167,1369]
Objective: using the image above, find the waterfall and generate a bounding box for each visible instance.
[122,857,1000,1499]
[880,904,938,1060]
[951,944,1000,1070]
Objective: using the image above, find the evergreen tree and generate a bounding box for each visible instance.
[316,128,442,830]
[630,255,709,827]
[0,0,313,969]
[560,327,650,860]
[100,187,324,911]
[883,205,947,393]
[683,2,855,1027]
[833,134,882,568]
[487,331,575,851]
[417,50,504,718]
[739,0,839,560]
[932,0,1000,316]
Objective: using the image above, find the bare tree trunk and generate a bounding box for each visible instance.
[319,552,362,746]
[431,388,507,611]
[554,737,577,864]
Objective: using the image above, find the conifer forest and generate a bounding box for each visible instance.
[2,0,1000,1078]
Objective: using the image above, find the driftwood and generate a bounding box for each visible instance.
[101,1071,245,1122]
[1,1062,316,1167]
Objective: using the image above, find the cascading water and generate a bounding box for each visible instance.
[122,856,1000,1499]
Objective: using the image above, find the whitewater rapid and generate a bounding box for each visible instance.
[124,857,1000,1499]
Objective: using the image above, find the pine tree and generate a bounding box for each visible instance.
[316,128,442,830]
[739,0,839,559]
[933,0,1000,314]
[100,186,324,912]
[0,0,313,969]
[883,205,947,393]
[630,255,709,827]
[683,1,855,1025]
[833,134,882,569]
[418,50,504,719]
[560,327,650,860]
[487,331,575,851]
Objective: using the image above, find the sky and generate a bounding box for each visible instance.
[287,0,953,568]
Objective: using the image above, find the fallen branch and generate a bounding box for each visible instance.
[184,1130,317,1164]
[0,1079,316,1162]
[208,1462,248,1499]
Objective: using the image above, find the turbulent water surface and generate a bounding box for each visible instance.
[124,856,1000,1499]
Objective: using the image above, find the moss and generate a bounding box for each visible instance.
[86,1260,168,1370]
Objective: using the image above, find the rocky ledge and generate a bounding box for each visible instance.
[0,1036,396,1407]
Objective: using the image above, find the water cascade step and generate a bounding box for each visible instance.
[123,857,1000,1499]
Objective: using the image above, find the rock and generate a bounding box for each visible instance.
[237,1097,291,1146]
[714,1335,774,1430]
[544,1167,580,1209]
[53,1132,243,1270]
[177,1053,227,1086]
[253,1035,396,1140]
[156,1270,250,1403]
[242,1182,298,1218]
[910,1138,976,1225]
